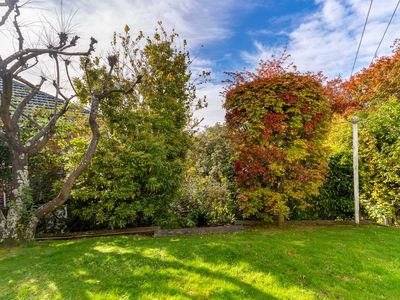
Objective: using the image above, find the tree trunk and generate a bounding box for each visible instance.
[278,213,285,226]
[0,151,29,241]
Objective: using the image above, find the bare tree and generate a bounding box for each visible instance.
[0,0,140,241]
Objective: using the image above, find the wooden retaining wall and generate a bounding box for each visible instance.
[36,226,160,241]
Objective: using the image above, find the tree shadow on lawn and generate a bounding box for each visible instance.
[1,225,400,299]
[0,237,282,299]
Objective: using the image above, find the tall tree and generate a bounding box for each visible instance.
[0,1,139,241]
[66,25,207,229]
[224,54,331,222]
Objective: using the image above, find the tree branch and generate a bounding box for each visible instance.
[104,75,142,97]
[24,93,72,155]
[12,3,23,51]
[65,59,78,95]
[10,102,43,131]
[2,37,97,71]
[52,55,60,113]
[34,93,101,218]
[11,76,46,125]
[33,74,141,218]
[0,0,16,27]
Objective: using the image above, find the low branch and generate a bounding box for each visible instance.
[24,94,72,155]
[34,94,101,218]
[33,75,141,218]
[10,103,43,131]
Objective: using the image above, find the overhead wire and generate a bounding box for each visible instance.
[350,0,374,77]
[370,0,400,65]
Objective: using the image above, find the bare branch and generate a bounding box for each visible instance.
[0,0,16,27]
[24,93,72,155]
[104,74,142,98]
[33,71,142,218]
[84,58,93,92]
[12,3,23,51]
[52,55,60,113]
[33,94,101,218]
[13,74,35,88]
[10,102,43,131]
[2,37,98,71]
[64,59,77,95]
[15,56,38,75]
[12,76,46,124]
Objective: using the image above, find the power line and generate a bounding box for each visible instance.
[370,0,400,65]
[351,0,374,77]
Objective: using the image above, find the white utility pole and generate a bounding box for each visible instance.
[352,116,360,225]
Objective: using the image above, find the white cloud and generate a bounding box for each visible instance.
[243,0,400,78]
[195,82,226,127]
[0,0,236,126]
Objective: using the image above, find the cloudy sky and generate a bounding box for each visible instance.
[2,0,400,126]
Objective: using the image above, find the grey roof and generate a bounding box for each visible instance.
[0,77,60,111]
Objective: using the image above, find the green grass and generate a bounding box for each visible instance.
[1,225,399,299]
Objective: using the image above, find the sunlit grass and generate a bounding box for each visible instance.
[1,225,399,299]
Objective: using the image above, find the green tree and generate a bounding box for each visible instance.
[359,98,400,224]
[69,25,207,229]
[170,124,238,227]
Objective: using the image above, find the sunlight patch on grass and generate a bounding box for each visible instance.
[93,244,135,254]
[1,226,399,299]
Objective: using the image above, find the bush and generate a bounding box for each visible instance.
[290,152,354,220]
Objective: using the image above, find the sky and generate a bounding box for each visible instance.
[2,0,400,126]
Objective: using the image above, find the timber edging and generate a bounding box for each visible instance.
[35,225,245,240]
[235,219,376,226]
[35,226,160,241]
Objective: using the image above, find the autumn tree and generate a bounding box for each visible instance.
[224,54,331,222]
[0,1,139,241]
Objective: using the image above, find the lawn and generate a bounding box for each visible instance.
[0,225,399,299]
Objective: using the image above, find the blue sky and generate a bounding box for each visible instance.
[197,0,317,80]
[2,0,400,126]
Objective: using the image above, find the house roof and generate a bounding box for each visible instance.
[0,77,60,111]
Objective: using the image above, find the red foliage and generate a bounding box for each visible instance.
[224,52,331,218]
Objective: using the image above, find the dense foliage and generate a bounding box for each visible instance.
[359,98,400,224]
[68,25,206,229]
[290,152,354,220]
[224,55,332,221]
[169,124,238,227]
